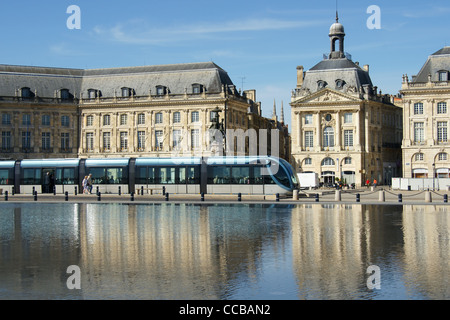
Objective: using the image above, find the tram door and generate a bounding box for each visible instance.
[42,168,55,193]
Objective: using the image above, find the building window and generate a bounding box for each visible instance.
[138,113,146,125]
[192,84,203,94]
[86,115,94,127]
[344,157,352,165]
[321,157,335,166]
[439,71,448,82]
[2,114,11,125]
[191,111,200,123]
[120,114,128,126]
[344,130,353,147]
[305,131,314,148]
[137,131,145,150]
[22,132,31,150]
[121,87,132,97]
[156,86,167,96]
[438,152,448,161]
[42,115,50,126]
[155,112,163,124]
[173,112,181,123]
[61,133,70,151]
[173,129,181,148]
[21,87,33,99]
[41,132,51,150]
[317,81,327,90]
[120,132,128,151]
[191,129,200,149]
[304,158,312,165]
[210,111,218,122]
[22,114,31,126]
[335,79,346,89]
[305,114,313,125]
[323,126,335,148]
[155,130,164,150]
[103,114,110,126]
[61,116,70,127]
[88,89,99,99]
[414,103,424,115]
[415,153,424,161]
[86,133,94,151]
[2,131,11,150]
[414,122,424,143]
[437,102,447,114]
[103,132,111,151]
[344,113,352,124]
[437,121,448,143]
[61,89,71,101]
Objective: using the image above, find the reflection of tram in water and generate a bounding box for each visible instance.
[0,156,299,195]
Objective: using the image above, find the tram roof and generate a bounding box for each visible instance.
[85,158,130,167]
[0,160,15,168]
[135,157,202,166]
[20,159,80,168]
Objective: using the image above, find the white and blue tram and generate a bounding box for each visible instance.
[1,156,298,195]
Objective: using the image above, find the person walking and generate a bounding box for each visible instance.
[373,179,377,188]
[82,176,88,194]
[87,174,93,194]
[366,179,370,188]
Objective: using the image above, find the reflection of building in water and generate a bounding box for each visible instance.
[0,204,81,299]
[78,203,290,299]
[402,205,450,299]
[291,204,367,299]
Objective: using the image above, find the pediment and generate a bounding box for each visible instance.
[292,88,362,105]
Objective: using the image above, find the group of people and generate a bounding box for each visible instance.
[82,174,93,194]
[365,179,378,187]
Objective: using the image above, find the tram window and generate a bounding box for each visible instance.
[0,169,13,185]
[157,167,176,184]
[88,167,127,184]
[55,168,76,185]
[22,168,41,185]
[273,165,291,188]
[136,167,147,184]
[208,166,230,184]
[231,167,249,184]
[187,166,200,184]
[178,167,186,184]
[251,166,264,185]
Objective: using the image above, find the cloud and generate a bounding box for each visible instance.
[92,18,327,45]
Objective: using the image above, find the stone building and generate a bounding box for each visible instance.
[401,47,450,178]
[290,15,402,187]
[0,62,290,162]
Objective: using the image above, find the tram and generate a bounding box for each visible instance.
[0,156,299,196]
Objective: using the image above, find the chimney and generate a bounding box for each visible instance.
[297,66,304,88]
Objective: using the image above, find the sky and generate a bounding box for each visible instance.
[1,0,449,130]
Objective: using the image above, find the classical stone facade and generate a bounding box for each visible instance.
[401,47,450,178]
[290,16,402,187]
[0,62,290,162]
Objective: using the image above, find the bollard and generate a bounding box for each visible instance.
[118,186,121,196]
[96,186,99,196]
[398,194,402,203]
[238,193,242,202]
[12,187,14,196]
[32,186,35,195]
[97,192,101,201]
[425,191,432,203]
[379,190,385,202]
[293,190,299,201]
[130,192,134,201]
[4,191,8,201]
[162,186,166,196]
[141,186,144,196]
[276,193,280,202]
[201,192,205,202]
[65,191,69,201]
[53,186,56,196]
[74,186,77,196]
[165,192,169,201]
[444,194,448,203]
[335,190,341,201]
[315,193,319,202]
[34,191,37,201]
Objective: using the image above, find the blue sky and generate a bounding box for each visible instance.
[1,0,449,129]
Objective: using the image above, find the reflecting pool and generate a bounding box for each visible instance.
[0,203,448,300]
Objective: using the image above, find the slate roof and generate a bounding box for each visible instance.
[413,47,450,83]
[0,62,234,98]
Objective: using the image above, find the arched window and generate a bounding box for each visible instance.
[321,157,335,166]
[438,152,448,161]
[415,153,424,161]
[323,126,334,147]
[335,79,346,89]
[344,157,352,165]
[317,80,327,90]
[304,158,312,165]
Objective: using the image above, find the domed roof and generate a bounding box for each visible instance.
[329,21,345,36]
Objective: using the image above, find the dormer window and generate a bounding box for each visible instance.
[156,86,167,96]
[317,81,328,90]
[88,89,100,99]
[21,87,34,100]
[192,84,203,94]
[335,79,346,89]
[60,89,72,101]
[438,71,448,82]
[121,87,133,97]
